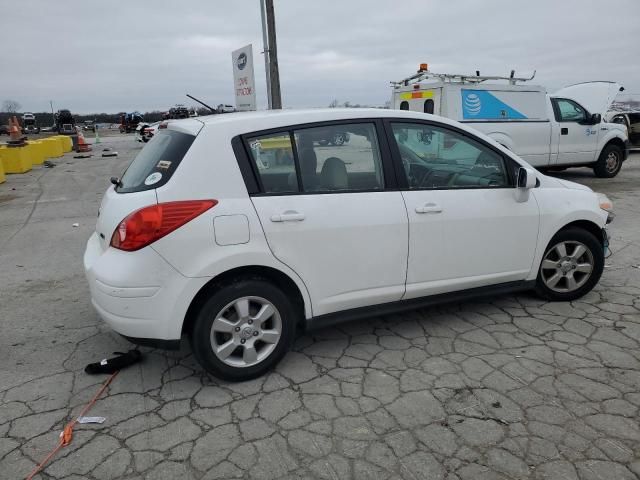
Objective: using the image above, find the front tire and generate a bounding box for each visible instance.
[190,278,296,381]
[535,228,604,301]
[593,144,623,178]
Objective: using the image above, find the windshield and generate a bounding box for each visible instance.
[117,129,195,193]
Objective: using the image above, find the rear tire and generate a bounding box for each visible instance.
[535,228,604,301]
[593,144,623,178]
[190,278,296,381]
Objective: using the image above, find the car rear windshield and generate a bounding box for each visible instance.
[117,129,195,193]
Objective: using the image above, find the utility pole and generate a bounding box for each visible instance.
[264,0,282,109]
[259,0,272,109]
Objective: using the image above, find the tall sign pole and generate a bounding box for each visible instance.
[259,0,272,109]
[265,0,282,109]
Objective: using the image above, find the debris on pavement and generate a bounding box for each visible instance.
[77,416,106,424]
[85,349,142,374]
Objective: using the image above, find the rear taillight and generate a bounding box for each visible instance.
[110,200,217,251]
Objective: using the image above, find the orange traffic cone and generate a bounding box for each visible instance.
[75,129,92,153]
[8,116,26,145]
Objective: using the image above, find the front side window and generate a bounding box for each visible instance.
[391,122,510,189]
[246,132,297,193]
[555,99,587,122]
[293,123,384,192]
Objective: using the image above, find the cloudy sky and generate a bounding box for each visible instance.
[2,0,638,114]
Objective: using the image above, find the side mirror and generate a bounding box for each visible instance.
[590,113,601,125]
[517,167,537,189]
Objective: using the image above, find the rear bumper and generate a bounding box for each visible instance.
[84,232,209,341]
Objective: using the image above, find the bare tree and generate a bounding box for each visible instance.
[328,99,339,108]
[2,99,21,113]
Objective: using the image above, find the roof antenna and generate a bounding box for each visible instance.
[186,94,216,114]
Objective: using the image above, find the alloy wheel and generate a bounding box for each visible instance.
[605,151,620,173]
[209,296,282,368]
[540,241,594,293]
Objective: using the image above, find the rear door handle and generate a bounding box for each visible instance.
[270,211,305,222]
[415,203,442,214]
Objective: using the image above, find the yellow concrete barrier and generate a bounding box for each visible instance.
[56,135,73,153]
[26,141,46,165]
[42,138,64,158]
[0,152,5,183]
[0,145,32,174]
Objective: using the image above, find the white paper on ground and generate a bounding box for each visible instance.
[77,416,106,424]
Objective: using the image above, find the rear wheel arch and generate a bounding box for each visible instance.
[182,265,307,336]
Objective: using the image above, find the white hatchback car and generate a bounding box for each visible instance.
[85,109,614,381]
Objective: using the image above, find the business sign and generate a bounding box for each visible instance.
[461,89,527,120]
[232,44,256,111]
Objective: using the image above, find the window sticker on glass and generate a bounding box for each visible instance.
[144,172,163,185]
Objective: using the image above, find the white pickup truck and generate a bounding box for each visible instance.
[391,68,629,178]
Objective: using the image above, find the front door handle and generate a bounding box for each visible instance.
[270,211,305,222]
[415,203,442,214]
[561,127,568,135]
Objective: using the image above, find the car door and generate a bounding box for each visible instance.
[551,98,599,164]
[385,120,540,300]
[246,121,409,317]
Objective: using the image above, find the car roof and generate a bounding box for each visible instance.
[194,108,466,135]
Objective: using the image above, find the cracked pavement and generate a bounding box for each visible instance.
[1,134,639,480]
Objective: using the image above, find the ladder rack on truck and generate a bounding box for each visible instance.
[391,64,536,88]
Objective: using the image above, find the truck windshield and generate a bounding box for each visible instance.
[117,129,195,193]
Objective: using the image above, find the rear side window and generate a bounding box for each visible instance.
[246,132,297,194]
[117,129,195,193]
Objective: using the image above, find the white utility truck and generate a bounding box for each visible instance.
[391,65,629,177]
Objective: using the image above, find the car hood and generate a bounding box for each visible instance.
[554,81,624,115]
[554,178,593,192]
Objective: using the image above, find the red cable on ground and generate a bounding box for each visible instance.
[25,371,119,480]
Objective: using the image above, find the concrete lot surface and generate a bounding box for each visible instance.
[1,135,639,479]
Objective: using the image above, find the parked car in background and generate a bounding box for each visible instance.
[85,109,614,381]
[392,68,629,178]
[83,120,96,132]
[55,109,75,134]
[163,105,190,120]
[21,113,40,134]
[606,111,640,147]
[0,125,9,135]
[135,121,160,143]
[317,131,350,146]
[119,112,144,133]
[217,104,236,113]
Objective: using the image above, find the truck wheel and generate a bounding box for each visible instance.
[190,278,297,381]
[593,144,623,178]
[535,227,604,302]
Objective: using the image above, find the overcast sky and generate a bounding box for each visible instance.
[2,0,638,114]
